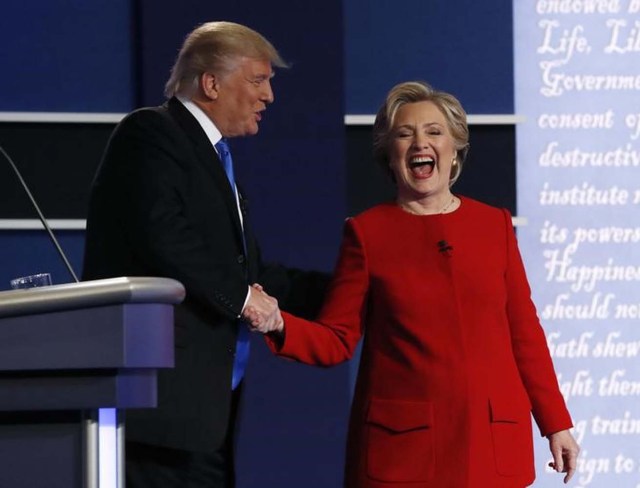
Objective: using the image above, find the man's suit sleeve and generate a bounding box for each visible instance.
[257,260,331,319]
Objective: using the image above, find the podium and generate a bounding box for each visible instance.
[0,277,185,488]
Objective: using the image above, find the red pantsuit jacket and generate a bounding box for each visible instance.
[268,197,572,487]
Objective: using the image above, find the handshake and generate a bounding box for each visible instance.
[241,284,284,335]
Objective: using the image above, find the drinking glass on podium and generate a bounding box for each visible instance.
[10,272,52,289]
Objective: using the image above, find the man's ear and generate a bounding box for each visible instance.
[200,72,220,100]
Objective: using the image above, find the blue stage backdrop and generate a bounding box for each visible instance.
[344,0,514,114]
[0,0,134,112]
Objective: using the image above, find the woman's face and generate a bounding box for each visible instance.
[388,101,457,203]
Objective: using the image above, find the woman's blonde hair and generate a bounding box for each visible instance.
[372,81,469,186]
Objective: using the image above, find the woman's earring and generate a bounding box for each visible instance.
[450,158,459,181]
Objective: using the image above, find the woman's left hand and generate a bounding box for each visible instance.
[547,429,580,483]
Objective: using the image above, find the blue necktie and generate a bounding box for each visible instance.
[215,138,250,390]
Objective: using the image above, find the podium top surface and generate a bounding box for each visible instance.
[0,276,185,318]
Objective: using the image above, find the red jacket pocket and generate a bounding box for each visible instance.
[488,397,534,477]
[367,397,433,433]
[365,398,435,482]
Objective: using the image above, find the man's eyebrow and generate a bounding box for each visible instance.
[253,70,275,79]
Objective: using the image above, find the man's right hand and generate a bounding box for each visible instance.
[242,284,284,334]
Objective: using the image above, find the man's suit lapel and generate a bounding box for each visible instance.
[166,97,247,254]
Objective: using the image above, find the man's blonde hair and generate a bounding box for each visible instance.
[165,21,288,98]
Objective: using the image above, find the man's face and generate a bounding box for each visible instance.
[211,57,275,137]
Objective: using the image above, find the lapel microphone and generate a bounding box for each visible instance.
[437,239,454,257]
[239,194,248,216]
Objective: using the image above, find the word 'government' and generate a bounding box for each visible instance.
[541,70,640,97]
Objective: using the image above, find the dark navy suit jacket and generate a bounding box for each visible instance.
[83,97,326,452]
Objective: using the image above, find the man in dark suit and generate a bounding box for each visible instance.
[82,21,322,488]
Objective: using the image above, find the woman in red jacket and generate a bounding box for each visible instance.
[245,81,579,487]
